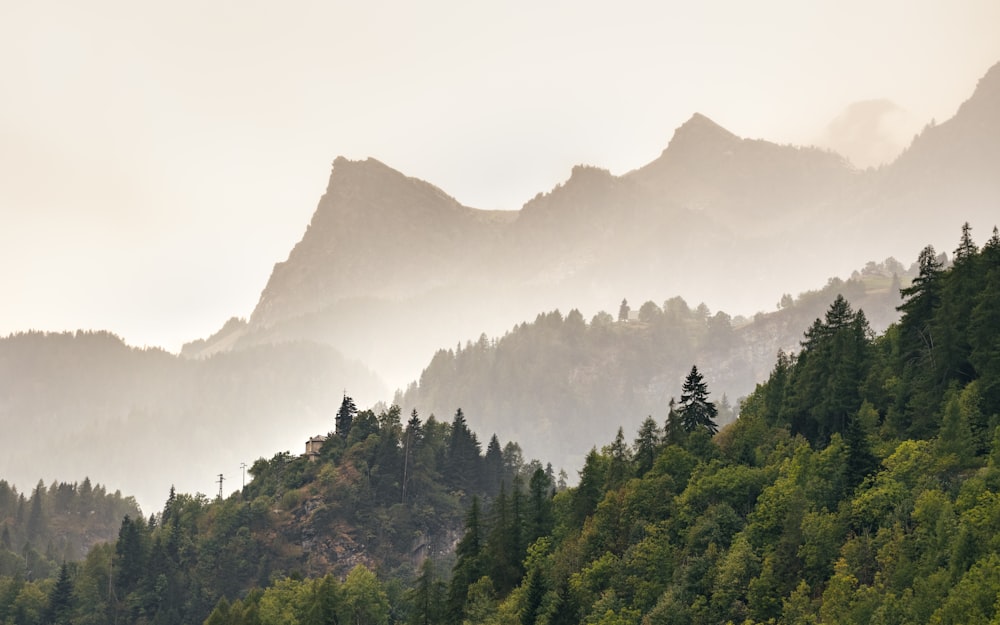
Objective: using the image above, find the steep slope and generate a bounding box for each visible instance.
[870,60,1000,248]
[223,64,999,397]
[250,157,512,330]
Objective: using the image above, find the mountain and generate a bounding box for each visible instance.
[395,260,911,473]
[872,61,1000,244]
[0,331,385,512]
[5,62,996,517]
[6,233,999,625]
[187,62,999,396]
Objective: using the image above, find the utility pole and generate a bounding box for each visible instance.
[217,473,225,499]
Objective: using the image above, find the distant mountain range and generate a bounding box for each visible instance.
[186,62,1000,391]
[3,62,998,510]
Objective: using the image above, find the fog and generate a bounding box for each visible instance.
[1,3,1000,512]
[2,2,999,351]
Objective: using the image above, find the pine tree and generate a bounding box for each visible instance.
[896,245,944,435]
[446,409,483,497]
[571,448,606,525]
[448,497,485,624]
[401,410,423,504]
[483,434,504,498]
[407,559,445,625]
[664,397,684,445]
[605,427,632,489]
[678,365,719,435]
[633,416,662,477]
[955,221,979,263]
[335,393,358,438]
[44,562,73,624]
[527,467,554,545]
[26,480,45,543]
[485,484,522,595]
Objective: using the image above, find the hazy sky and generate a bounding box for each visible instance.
[2,1,999,351]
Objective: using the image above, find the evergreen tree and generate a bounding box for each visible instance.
[571,448,606,525]
[484,484,522,595]
[407,558,445,625]
[618,298,630,322]
[43,562,74,625]
[483,434,504,499]
[605,427,632,489]
[335,393,358,439]
[162,485,176,524]
[446,409,483,497]
[115,515,148,596]
[785,296,872,444]
[527,467,554,545]
[955,221,979,263]
[26,481,45,543]
[522,567,546,625]
[448,497,485,624]
[896,245,945,435]
[401,409,424,504]
[634,416,662,477]
[374,405,404,504]
[664,397,684,445]
[678,365,719,435]
[970,262,1000,416]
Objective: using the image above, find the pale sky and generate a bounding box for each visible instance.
[2,1,999,351]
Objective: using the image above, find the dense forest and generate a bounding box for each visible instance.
[0,478,138,579]
[0,392,553,624]
[397,256,913,473]
[1,223,998,625]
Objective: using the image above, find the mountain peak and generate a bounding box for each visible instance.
[954,60,1000,120]
[326,156,400,186]
[668,113,740,149]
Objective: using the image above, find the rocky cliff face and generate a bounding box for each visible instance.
[250,157,512,330]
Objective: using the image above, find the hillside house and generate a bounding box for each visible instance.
[305,435,327,462]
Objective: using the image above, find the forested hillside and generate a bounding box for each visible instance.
[190,62,1000,398]
[0,397,552,625]
[0,477,138,578]
[416,223,1000,625]
[398,256,912,473]
[2,224,998,625]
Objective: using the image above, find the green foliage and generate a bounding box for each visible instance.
[677,365,719,435]
[0,477,138,580]
[441,224,1000,625]
[398,270,906,488]
[7,222,1000,625]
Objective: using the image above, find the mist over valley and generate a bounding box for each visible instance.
[2,7,1000,618]
[2,62,999,514]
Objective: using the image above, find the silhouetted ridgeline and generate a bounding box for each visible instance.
[396,256,914,473]
[0,331,384,512]
[185,62,1000,394]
